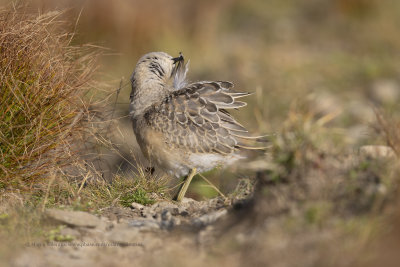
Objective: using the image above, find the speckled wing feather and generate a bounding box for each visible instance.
[143,81,256,155]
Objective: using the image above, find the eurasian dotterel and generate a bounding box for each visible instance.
[129,52,264,201]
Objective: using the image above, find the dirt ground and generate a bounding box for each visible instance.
[5,146,399,267]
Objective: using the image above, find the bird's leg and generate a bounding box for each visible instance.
[174,168,197,202]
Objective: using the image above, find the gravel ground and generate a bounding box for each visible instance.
[12,197,238,267]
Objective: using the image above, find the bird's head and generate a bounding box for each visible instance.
[130,51,188,118]
[131,51,187,92]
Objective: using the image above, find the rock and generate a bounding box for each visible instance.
[177,207,189,217]
[45,209,101,228]
[191,209,228,228]
[359,145,396,159]
[208,197,229,209]
[128,219,160,231]
[178,198,202,213]
[161,209,172,221]
[150,201,188,216]
[107,226,140,245]
[160,210,181,230]
[180,197,196,204]
[151,201,178,211]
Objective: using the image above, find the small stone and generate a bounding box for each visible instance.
[191,209,227,228]
[160,210,181,230]
[178,207,189,216]
[179,197,200,212]
[161,210,172,221]
[359,145,396,159]
[152,201,178,210]
[45,209,101,228]
[180,197,196,204]
[150,201,180,215]
[128,219,160,231]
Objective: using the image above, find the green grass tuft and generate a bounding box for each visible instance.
[120,188,155,207]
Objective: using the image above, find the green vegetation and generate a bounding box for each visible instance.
[19,171,167,212]
[120,188,155,207]
[46,226,75,242]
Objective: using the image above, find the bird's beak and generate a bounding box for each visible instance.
[171,52,184,78]
[172,52,184,64]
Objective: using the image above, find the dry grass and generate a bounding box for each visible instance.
[375,110,400,156]
[25,166,169,212]
[0,5,98,188]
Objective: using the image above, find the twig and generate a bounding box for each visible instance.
[77,171,91,195]
[41,173,56,212]
[197,173,226,199]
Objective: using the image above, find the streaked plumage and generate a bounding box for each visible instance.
[130,52,260,182]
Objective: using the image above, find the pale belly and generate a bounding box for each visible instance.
[133,121,243,178]
[164,152,243,178]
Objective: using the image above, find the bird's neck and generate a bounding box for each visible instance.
[129,81,168,119]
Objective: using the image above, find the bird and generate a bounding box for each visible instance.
[129,51,263,201]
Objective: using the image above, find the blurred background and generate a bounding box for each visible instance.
[7,0,400,197]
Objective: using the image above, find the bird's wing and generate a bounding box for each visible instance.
[143,81,258,155]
